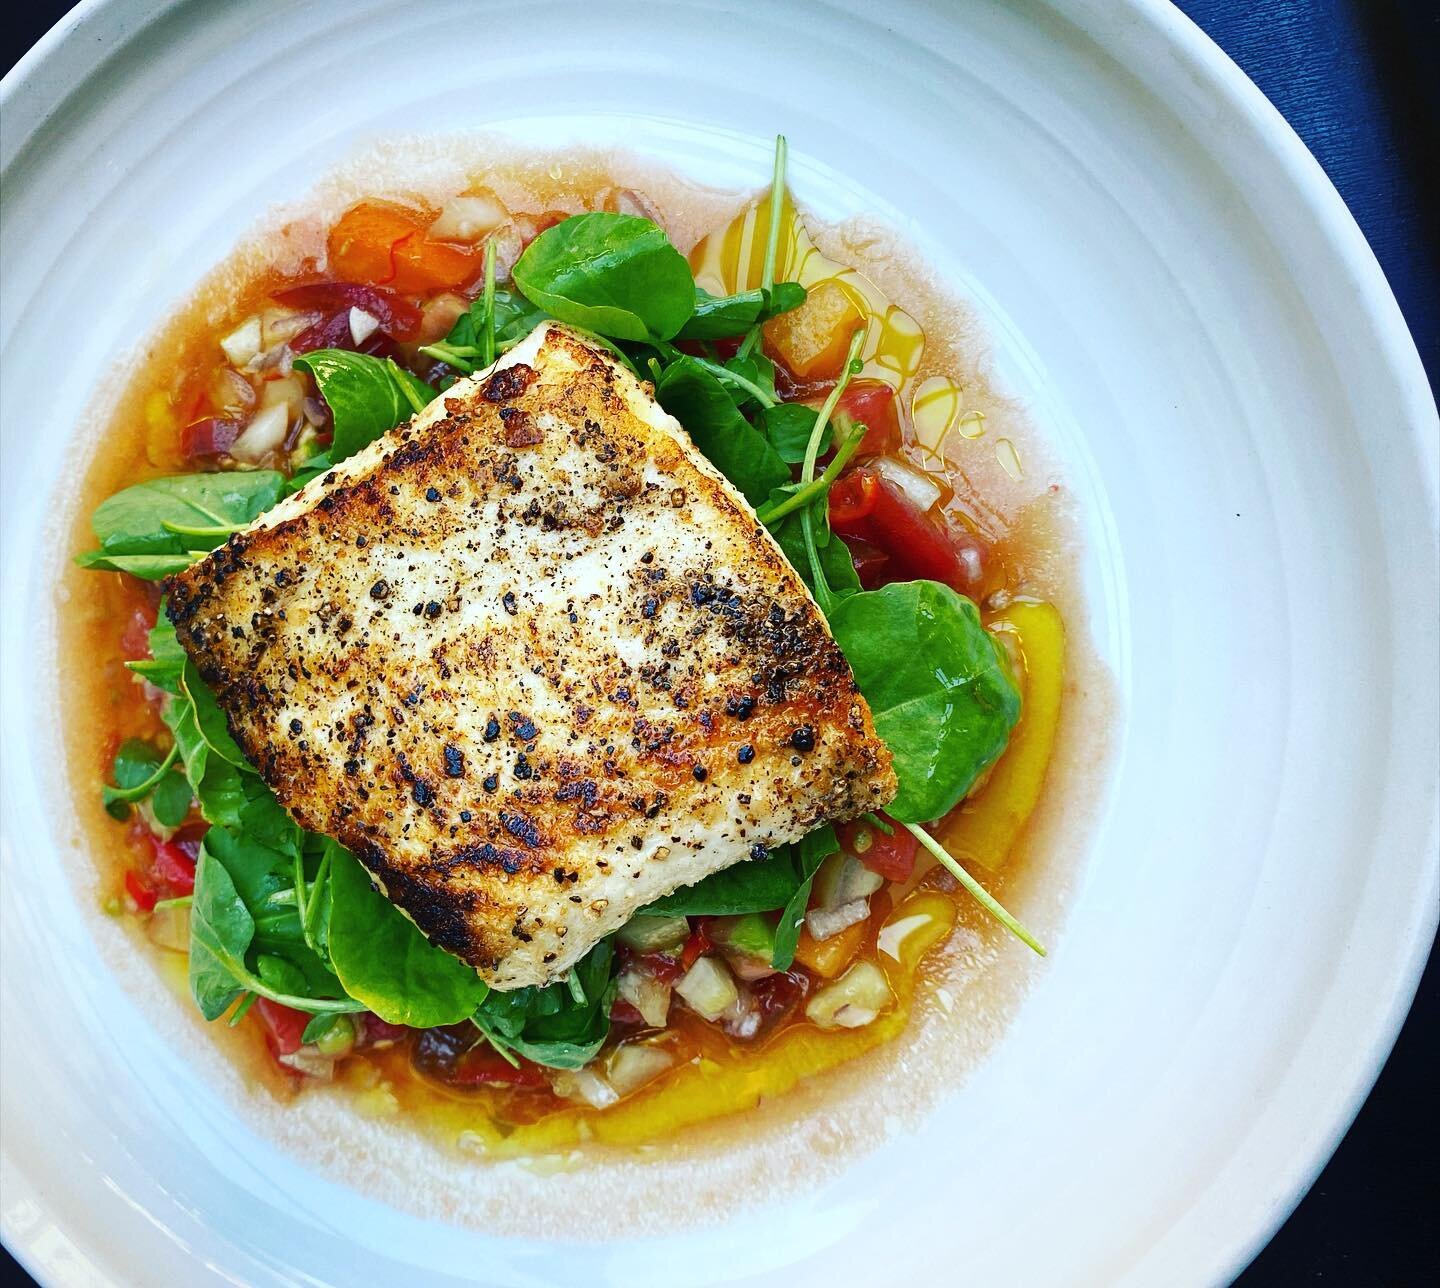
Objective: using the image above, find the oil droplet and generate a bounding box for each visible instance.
[956,409,987,439]
[995,437,1023,480]
[548,163,565,181]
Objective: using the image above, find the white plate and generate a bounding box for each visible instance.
[2,1,1435,1285]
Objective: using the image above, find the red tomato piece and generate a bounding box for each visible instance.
[119,603,158,660]
[832,380,902,457]
[680,922,713,972]
[842,536,890,589]
[254,999,309,1057]
[124,869,157,913]
[149,839,196,897]
[838,816,918,882]
[828,465,989,597]
[446,1045,548,1089]
[274,282,421,340]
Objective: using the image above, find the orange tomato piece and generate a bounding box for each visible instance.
[793,918,867,978]
[327,200,482,293]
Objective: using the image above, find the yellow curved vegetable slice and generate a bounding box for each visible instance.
[936,599,1065,872]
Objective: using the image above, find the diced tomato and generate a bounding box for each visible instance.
[180,416,243,460]
[148,839,196,897]
[327,201,482,293]
[254,999,309,1057]
[826,380,902,457]
[274,282,421,340]
[445,1045,549,1089]
[838,816,918,882]
[124,869,157,913]
[119,602,158,659]
[829,465,989,597]
[843,537,890,587]
[171,821,208,861]
[680,921,713,972]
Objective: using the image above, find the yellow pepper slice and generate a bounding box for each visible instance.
[936,599,1065,872]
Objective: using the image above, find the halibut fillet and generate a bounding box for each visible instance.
[165,323,896,988]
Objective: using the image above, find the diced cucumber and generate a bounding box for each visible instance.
[615,913,689,953]
[617,967,672,1027]
[675,955,739,1022]
[604,1043,675,1097]
[812,851,884,911]
[805,897,869,942]
[709,912,777,961]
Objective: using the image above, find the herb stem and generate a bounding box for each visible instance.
[387,359,430,415]
[103,743,180,805]
[480,236,497,367]
[737,134,788,363]
[755,422,865,526]
[903,823,1046,956]
[418,341,480,372]
[801,327,867,487]
[688,355,776,407]
[160,519,246,539]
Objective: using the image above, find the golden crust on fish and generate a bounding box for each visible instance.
[165,324,896,988]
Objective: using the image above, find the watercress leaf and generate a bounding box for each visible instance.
[326,844,491,1027]
[101,739,169,816]
[149,769,194,828]
[654,357,789,504]
[181,661,249,767]
[255,953,310,997]
[293,350,437,461]
[513,213,695,342]
[675,282,808,340]
[644,847,808,916]
[474,940,617,1069]
[74,551,200,580]
[284,451,333,497]
[766,488,861,605]
[78,472,287,573]
[188,846,258,1020]
[128,612,187,696]
[759,403,831,464]
[771,826,839,970]
[492,288,550,351]
[828,581,1021,822]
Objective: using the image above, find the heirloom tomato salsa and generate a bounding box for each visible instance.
[65,143,1077,1157]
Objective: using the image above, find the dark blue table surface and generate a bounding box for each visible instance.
[2,3,1436,1286]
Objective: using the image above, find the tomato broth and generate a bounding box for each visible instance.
[57,140,1111,1224]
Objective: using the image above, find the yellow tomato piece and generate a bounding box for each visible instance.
[763,279,865,380]
[793,918,867,979]
[937,599,1065,872]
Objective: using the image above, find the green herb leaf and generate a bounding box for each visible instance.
[513,213,695,342]
[326,844,490,1027]
[473,940,618,1069]
[76,472,286,578]
[654,356,789,504]
[293,349,437,461]
[149,769,194,828]
[101,739,178,817]
[771,826,839,969]
[759,403,830,464]
[828,581,1021,822]
[676,282,807,340]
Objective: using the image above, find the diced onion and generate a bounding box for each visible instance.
[230,403,289,463]
[805,961,893,1030]
[873,456,942,512]
[220,316,262,367]
[603,1043,674,1097]
[429,192,508,243]
[349,307,381,346]
[550,1066,618,1109]
[277,1048,335,1080]
[675,956,738,1022]
[210,367,256,414]
[805,898,870,943]
[145,901,190,953]
[721,987,763,1040]
[261,374,305,414]
[617,967,671,1028]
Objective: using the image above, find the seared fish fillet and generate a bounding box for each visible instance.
[166,323,896,988]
